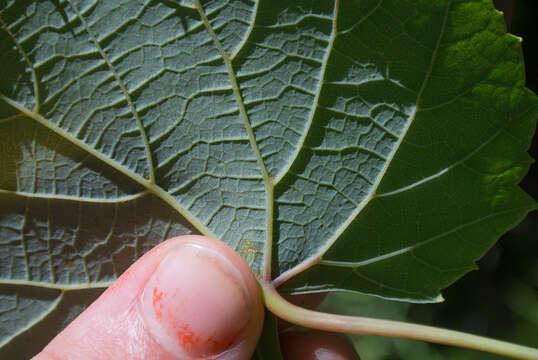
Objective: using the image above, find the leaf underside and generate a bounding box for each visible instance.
[0,0,537,356]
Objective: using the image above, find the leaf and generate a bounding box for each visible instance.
[0,0,537,356]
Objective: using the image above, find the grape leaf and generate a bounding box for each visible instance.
[1,0,537,356]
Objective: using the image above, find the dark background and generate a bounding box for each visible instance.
[322,1,538,358]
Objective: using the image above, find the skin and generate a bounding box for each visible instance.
[32,235,360,360]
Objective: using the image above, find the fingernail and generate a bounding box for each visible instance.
[139,241,251,358]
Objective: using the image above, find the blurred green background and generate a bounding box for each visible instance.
[321,1,538,358]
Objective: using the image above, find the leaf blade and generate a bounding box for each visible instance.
[1,0,537,355]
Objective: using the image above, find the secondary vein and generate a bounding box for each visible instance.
[272,0,453,288]
[0,188,149,203]
[0,15,40,112]
[319,205,531,269]
[273,0,340,186]
[0,292,64,348]
[66,0,156,183]
[0,279,113,290]
[0,94,216,239]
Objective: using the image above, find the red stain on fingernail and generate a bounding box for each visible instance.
[204,334,216,345]
[176,323,200,348]
[152,287,164,319]
[204,333,221,353]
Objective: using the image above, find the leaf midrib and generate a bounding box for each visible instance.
[193,0,276,279]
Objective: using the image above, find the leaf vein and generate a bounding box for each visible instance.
[0,15,41,112]
[65,0,156,183]
[193,0,274,279]
[319,205,528,269]
[0,292,64,348]
[272,0,340,185]
[273,0,453,287]
[375,118,510,199]
[0,94,216,239]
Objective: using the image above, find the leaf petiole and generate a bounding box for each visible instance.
[260,281,538,360]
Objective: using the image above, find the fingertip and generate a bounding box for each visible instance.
[35,236,264,360]
[139,236,264,359]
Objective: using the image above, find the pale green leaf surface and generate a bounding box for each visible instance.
[1,0,537,357]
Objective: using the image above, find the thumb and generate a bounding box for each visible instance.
[33,235,264,360]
